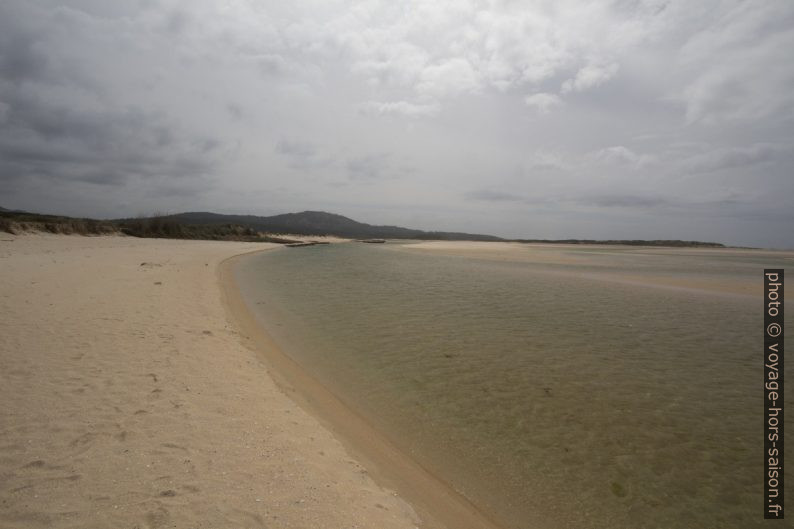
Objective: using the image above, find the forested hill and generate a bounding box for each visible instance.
[164,210,504,241]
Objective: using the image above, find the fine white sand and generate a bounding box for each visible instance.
[0,234,420,529]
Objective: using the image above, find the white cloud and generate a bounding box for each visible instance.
[593,146,656,169]
[524,93,562,114]
[527,151,571,171]
[319,1,666,106]
[359,100,440,118]
[349,41,429,87]
[416,57,480,98]
[561,62,619,94]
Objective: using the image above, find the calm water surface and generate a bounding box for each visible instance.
[235,242,791,529]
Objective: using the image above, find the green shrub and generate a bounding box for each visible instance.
[0,217,15,234]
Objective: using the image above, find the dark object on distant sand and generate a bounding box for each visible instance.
[285,241,330,247]
[356,239,386,243]
[512,238,725,248]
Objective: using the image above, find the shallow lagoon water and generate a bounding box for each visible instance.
[236,242,791,529]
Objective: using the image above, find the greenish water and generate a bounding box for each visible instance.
[235,243,791,529]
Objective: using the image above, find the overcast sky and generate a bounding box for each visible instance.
[1,1,792,247]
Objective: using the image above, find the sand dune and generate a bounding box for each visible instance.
[0,234,419,529]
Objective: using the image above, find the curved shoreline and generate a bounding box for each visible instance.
[218,249,505,529]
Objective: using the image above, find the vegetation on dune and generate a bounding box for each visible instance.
[0,216,13,234]
[0,210,296,243]
[116,216,296,242]
[0,211,117,236]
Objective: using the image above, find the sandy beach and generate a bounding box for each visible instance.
[0,234,420,529]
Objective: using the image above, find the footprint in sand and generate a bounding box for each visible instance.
[143,506,170,528]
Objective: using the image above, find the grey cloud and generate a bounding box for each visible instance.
[677,1,794,124]
[165,10,192,35]
[275,139,333,170]
[1,1,793,247]
[143,180,211,199]
[681,143,786,174]
[347,154,391,181]
[0,16,49,84]
[0,4,98,93]
[0,3,221,195]
[583,195,670,208]
[52,1,144,20]
[226,103,244,120]
[0,86,223,190]
[469,191,671,209]
[276,139,316,158]
[465,190,526,202]
[194,137,221,154]
[258,54,289,76]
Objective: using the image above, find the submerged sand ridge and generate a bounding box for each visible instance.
[0,234,420,529]
[400,240,794,298]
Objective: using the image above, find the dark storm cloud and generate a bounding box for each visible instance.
[0,86,222,189]
[0,3,91,88]
[0,3,224,198]
[0,30,49,84]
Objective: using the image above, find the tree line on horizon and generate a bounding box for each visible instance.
[0,208,725,247]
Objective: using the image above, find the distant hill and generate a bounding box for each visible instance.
[0,206,28,213]
[160,210,504,241]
